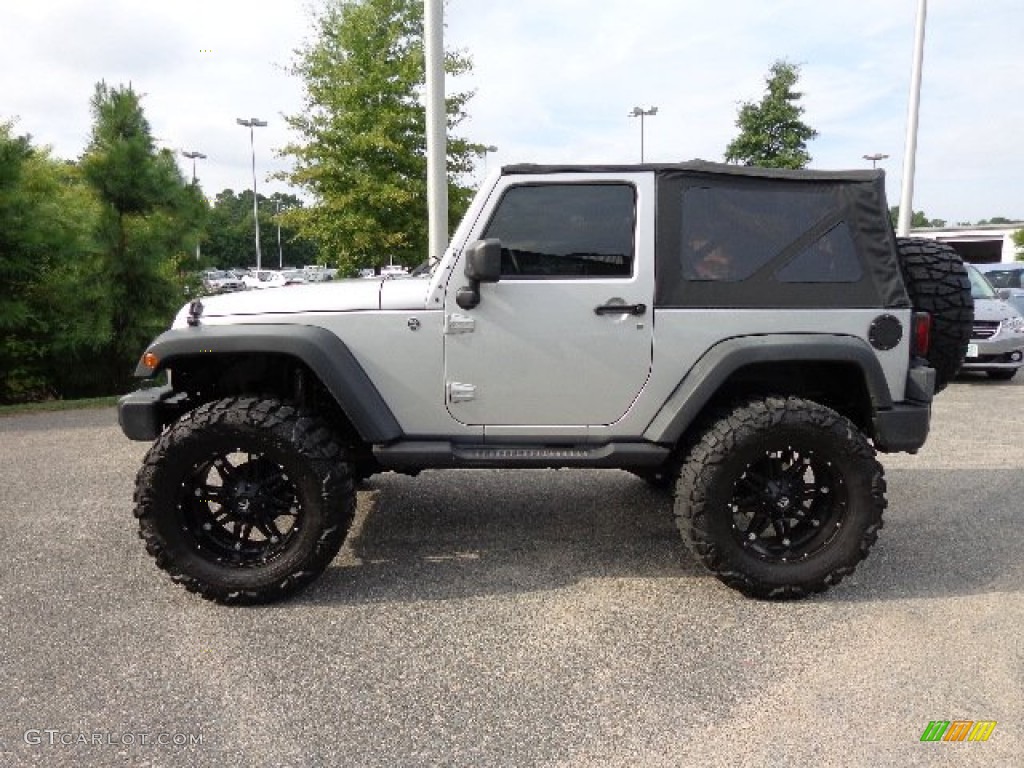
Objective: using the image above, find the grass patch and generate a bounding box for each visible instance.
[0,396,119,417]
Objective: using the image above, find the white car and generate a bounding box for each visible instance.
[242,270,287,290]
[380,264,410,278]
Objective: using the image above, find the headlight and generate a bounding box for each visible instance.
[1000,316,1024,333]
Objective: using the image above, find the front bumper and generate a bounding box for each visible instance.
[961,335,1024,371]
[117,385,188,441]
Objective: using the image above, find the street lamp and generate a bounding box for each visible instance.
[275,199,285,269]
[182,150,207,262]
[629,106,658,163]
[236,117,268,270]
[863,153,889,169]
[481,145,498,179]
[181,150,207,184]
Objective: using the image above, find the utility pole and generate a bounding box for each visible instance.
[425,0,447,265]
[897,0,928,236]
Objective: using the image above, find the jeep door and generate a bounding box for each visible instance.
[443,174,654,428]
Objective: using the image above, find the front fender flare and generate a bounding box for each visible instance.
[137,324,402,444]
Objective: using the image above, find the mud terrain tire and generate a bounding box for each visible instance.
[895,237,973,392]
[674,396,886,599]
[133,397,355,604]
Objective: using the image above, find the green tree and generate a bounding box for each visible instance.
[725,60,818,169]
[1013,229,1024,261]
[976,217,1020,226]
[888,206,946,229]
[0,123,101,402]
[279,0,479,275]
[203,189,318,270]
[80,82,204,392]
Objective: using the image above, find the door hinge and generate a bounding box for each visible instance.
[447,382,477,403]
[445,313,475,334]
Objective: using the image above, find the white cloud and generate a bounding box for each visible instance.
[1,0,1021,222]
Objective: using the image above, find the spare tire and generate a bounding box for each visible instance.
[895,237,973,392]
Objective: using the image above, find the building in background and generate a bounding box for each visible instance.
[909,224,1020,264]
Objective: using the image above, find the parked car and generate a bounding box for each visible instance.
[281,269,308,286]
[963,263,1024,380]
[303,265,338,282]
[201,270,245,294]
[241,270,288,290]
[380,263,410,278]
[973,262,1024,315]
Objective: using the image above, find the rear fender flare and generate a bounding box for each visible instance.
[643,334,893,444]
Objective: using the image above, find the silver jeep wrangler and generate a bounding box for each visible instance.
[118,162,973,603]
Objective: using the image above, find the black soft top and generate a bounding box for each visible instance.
[503,160,908,310]
[503,160,880,184]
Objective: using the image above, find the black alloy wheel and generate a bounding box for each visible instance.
[181,451,303,567]
[675,396,886,599]
[727,446,847,563]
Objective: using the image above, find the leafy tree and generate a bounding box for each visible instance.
[0,123,101,402]
[279,0,479,275]
[976,217,1020,226]
[725,60,818,169]
[888,207,946,229]
[203,190,318,270]
[80,82,205,392]
[1014,229,1024,261]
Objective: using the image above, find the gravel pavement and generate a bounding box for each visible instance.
[0,376,1021,767]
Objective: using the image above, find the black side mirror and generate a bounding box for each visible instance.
[457,239,502,309]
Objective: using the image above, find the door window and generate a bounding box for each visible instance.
[482,184,636,278]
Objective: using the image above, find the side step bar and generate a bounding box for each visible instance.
[373,441,671,471]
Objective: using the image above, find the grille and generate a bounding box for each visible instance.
[972,321,1000,340]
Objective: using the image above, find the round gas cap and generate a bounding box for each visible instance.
[868,314,903,351]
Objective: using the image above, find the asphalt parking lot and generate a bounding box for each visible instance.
[1,376,1021,767]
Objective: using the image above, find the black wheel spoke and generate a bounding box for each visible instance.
[745,509,772,538]
[257,519,284,542]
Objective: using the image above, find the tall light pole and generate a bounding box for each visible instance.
[236,117,267,270]
[481,145,498,180]
[425,0,447,265]
[182,150,207,262]
[863,152,889,169]
[275,199,285,269]
[898,0,928,236]
[629,106,658,163]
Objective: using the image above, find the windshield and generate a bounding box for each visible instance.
[982,269,1022,289]
[967,264,997,300]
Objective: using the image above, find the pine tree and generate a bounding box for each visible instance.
[80,82,204,391]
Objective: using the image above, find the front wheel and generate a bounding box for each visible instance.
[674,396,886,599]
[133,397,355,604]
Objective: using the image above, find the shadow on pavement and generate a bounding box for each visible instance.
[295,466,1022,607]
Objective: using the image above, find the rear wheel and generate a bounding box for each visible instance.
[134,397,355,604]
[895,237,973,392]
[675,396,886,599]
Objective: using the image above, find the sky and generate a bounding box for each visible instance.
[1,0,1020,225]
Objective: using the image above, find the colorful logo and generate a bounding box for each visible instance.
[920,721,996,742]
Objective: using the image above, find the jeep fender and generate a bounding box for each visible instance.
[643,334,894,444]
[135,325,403,443]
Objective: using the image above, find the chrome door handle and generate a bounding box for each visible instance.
[594,303,647,316]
